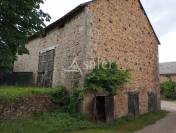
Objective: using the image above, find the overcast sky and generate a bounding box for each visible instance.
[41,0,176,63]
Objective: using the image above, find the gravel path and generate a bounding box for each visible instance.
[161,100,176,112]
[133,100,176,133]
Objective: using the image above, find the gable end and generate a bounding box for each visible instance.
[138,0,160,45]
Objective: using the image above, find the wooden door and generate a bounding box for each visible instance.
[37,49,55,87]
[128,92,139,116]
[105,96,114,122]
[148,92,157,112]
[95,96,114,122]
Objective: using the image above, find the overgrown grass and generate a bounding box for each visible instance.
[68,111,167,133]
[0,111,96,133]
[0,86,60,102]
[0,111,167,133]
[0,86,168,133]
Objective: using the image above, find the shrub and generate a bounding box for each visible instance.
[67,88,84,114]
[51,87,84,114]
[160,81,176,100]
[85,62,130,96]
[51,86,70,112]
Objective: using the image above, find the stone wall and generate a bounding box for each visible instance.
[160,74,176,83]
[84,0,160,118]
[13,0,160,119]
[14,9,88,88]
[0,96,53,119]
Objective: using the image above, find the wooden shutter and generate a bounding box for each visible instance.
[128,92,139,116]
[105,96,114,122]
[37,49,55,87]
[148,92,157,112]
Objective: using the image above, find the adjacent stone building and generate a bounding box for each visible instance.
[160,62,176,83]
[14,0,161,120]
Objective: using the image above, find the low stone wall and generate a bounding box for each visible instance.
[0,95,53,119]
[160,74,176,83]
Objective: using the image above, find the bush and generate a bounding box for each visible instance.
[51,87,84,114]
[160,81,176,100]
[67,89,84,114]
[85,62,130,96]
[51,86,70,112]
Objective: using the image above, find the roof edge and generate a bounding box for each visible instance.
[160,73,176,75]
[160,61,176,64]
[28,0,160,45]
[138,0,161,45]
[28,1,93,41]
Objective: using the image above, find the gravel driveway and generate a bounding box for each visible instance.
[133,100,176,133]
[161,100,176,112]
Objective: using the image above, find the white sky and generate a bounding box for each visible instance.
[41,0,176,63]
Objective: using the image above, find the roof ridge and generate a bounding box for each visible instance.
[28,1,93,41]
[160,62,176,64]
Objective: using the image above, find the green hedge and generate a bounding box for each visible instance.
[160,81,176,100]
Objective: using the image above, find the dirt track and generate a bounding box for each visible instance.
[133,101,176,133]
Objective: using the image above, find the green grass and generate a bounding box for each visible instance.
[0,111,167,133]
[68,111,168,133]
[0,86,168,133]
[0,86,60,102]
[0,111,96,133]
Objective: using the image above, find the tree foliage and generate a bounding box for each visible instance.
[85,62,130,96]
[0,0,50,71]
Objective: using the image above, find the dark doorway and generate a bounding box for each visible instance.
[37,49,55,87]
[128,92,139,116]
[96,96,114,122]
[148,92,157,112]
[96,96,106,122]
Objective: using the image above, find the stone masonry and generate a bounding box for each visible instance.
[82,0,160,119]
[14,0,160,119]
[160,75,176,83]
[0,96,53,119]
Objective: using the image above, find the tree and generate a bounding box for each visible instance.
[0,0,50,72]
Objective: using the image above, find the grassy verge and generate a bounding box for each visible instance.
[0,86,168,133]
[0,86,60,102]
[68,111,167,133]
[0,111,96,133]
[0,111,167,133]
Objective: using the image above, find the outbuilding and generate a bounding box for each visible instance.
[14,0,161,120]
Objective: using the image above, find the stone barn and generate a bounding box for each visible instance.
[160,62,176,83]
[14,0,161,120]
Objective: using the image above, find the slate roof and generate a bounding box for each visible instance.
[159,62,176,75]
